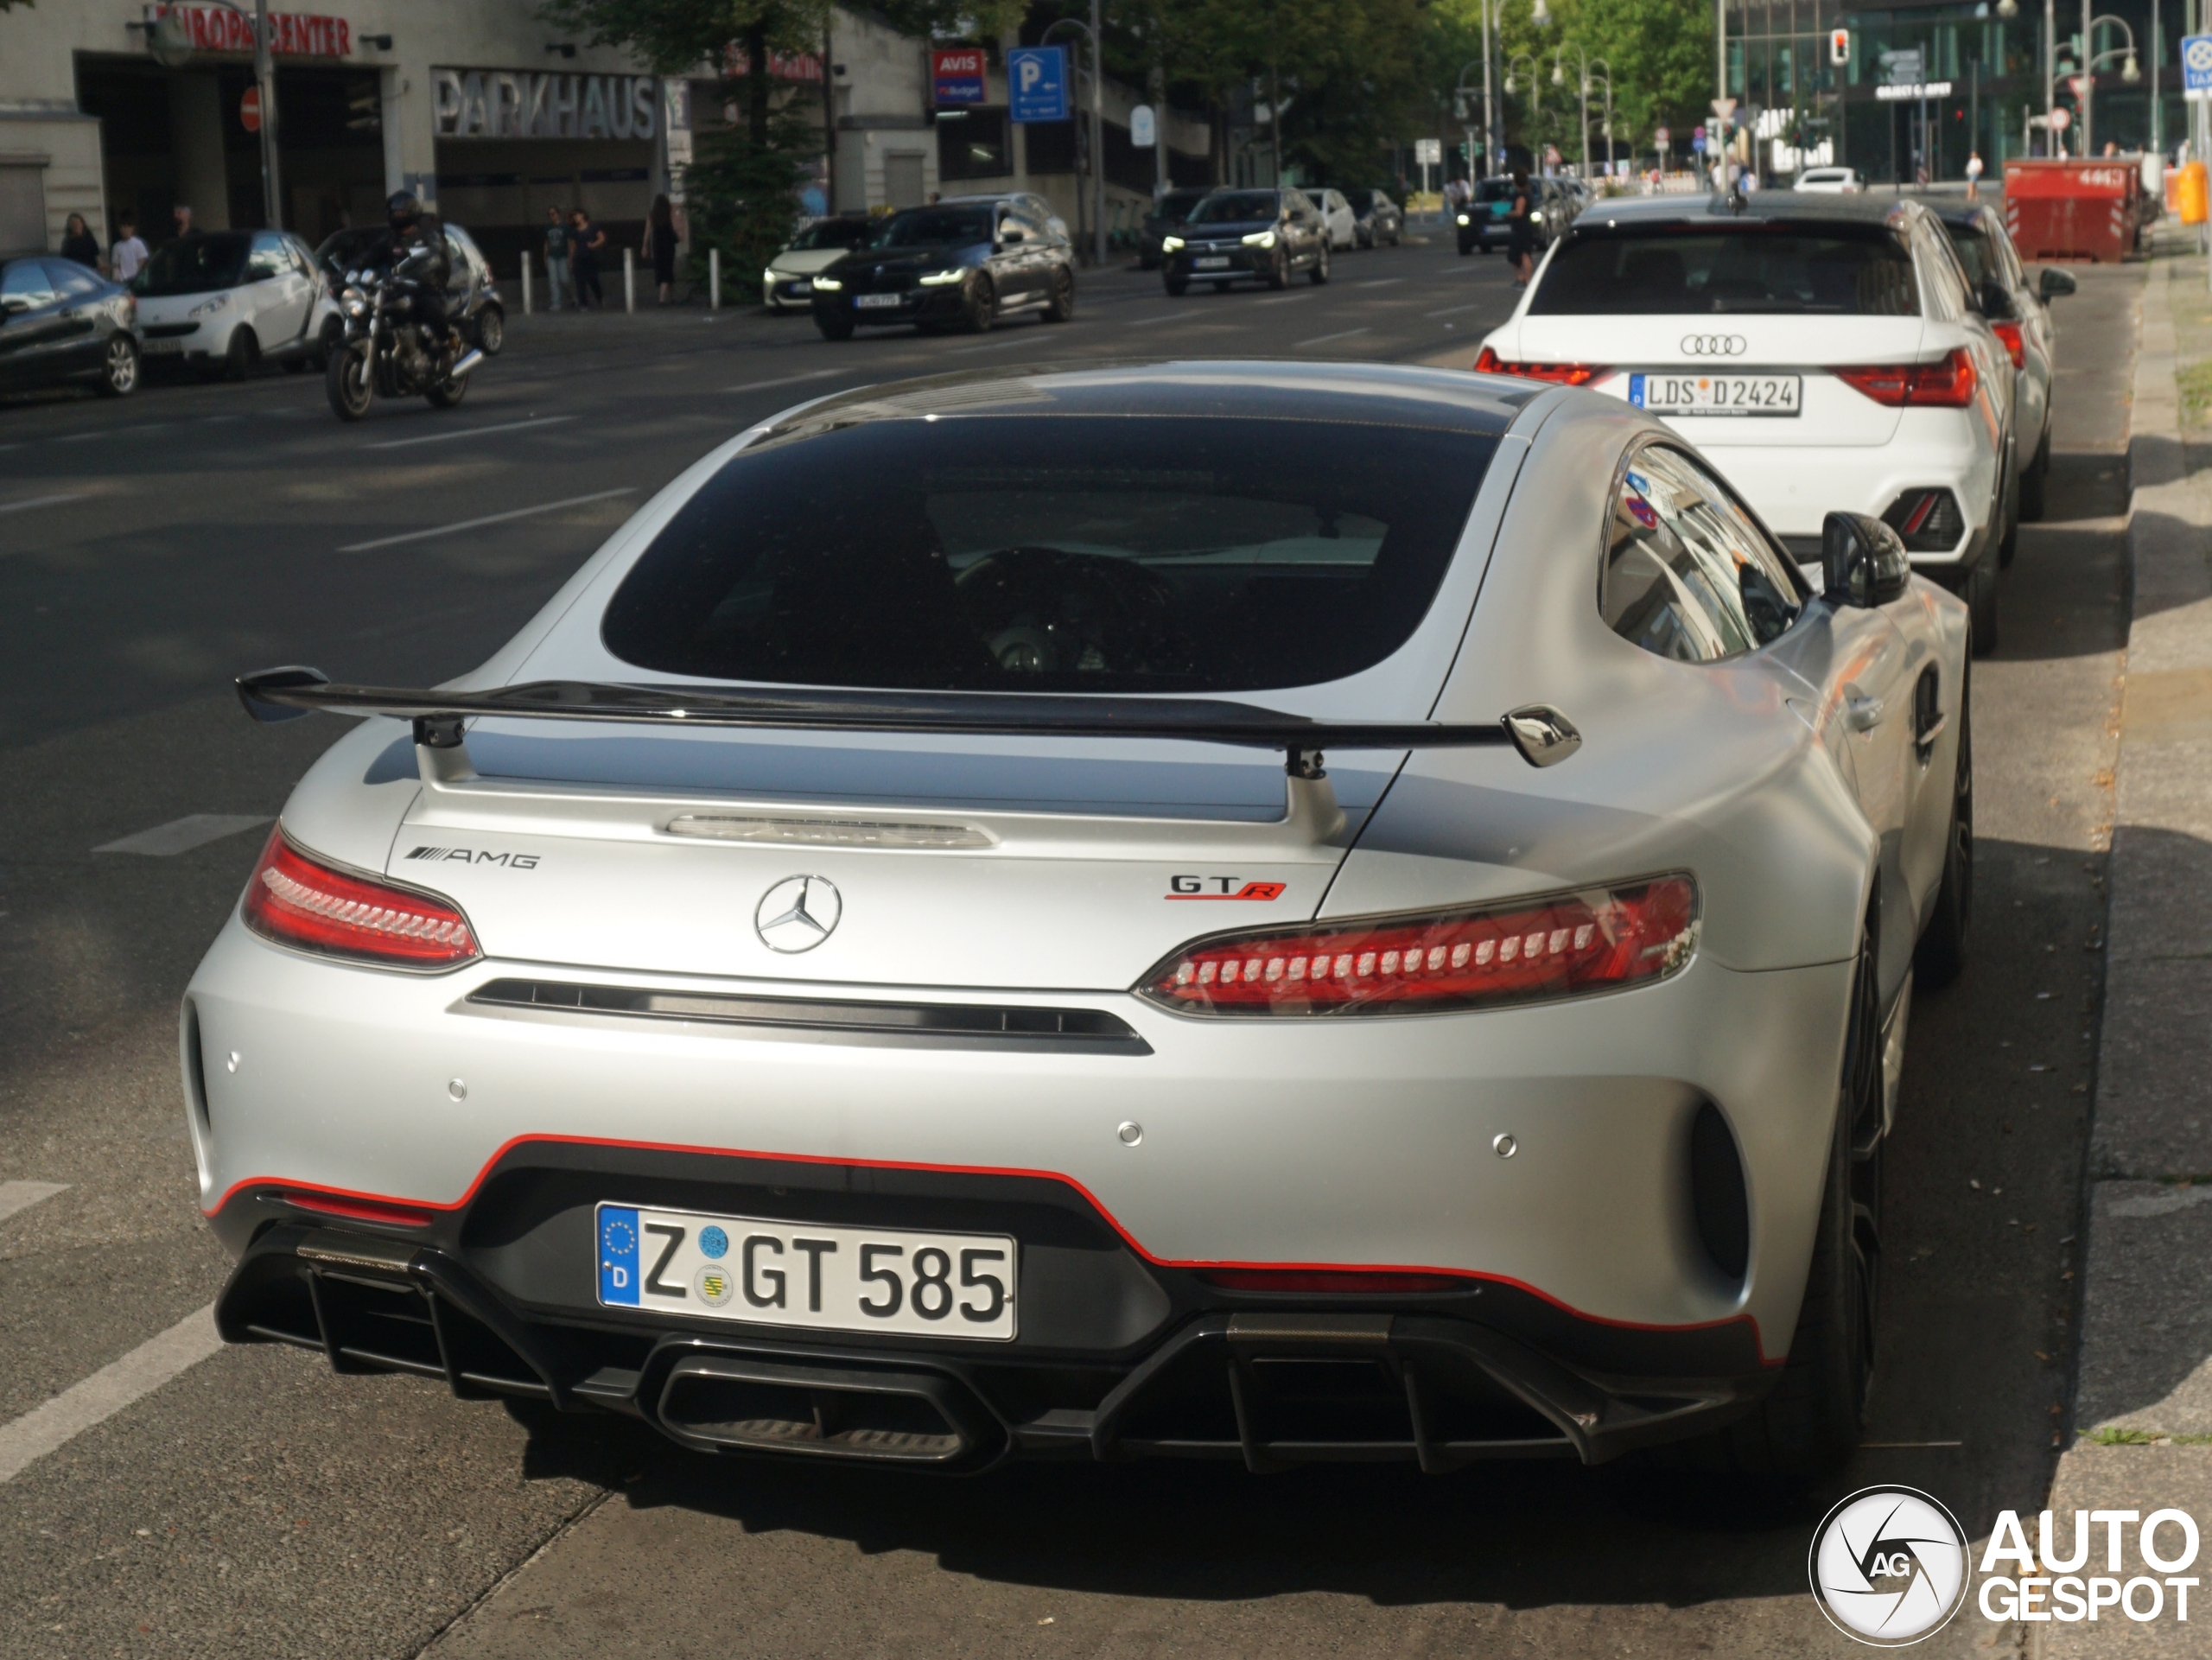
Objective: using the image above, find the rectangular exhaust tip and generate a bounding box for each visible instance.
[657,1355,988,1466]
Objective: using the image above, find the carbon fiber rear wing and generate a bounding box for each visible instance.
[235,666,1582,773]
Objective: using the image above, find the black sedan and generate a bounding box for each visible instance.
[1160,188,1331,295]
[810,200,1076,340]
[1139,187,1214,270]
[0,256,141,397]
[1344,188,1404,249]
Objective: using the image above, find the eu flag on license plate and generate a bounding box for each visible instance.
[598,1205,640,1305]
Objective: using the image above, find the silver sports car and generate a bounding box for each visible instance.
[190,360,1969,1479]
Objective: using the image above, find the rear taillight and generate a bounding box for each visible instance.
[1472,346,1609,386]
[242,830,480,970]
[1831,348,1978,408]
[1990,321,2025,369]
[1139,875,1697,1018]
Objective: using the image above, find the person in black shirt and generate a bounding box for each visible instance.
[59,213,101,273]
[569,208,606,309]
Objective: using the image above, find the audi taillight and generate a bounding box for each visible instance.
[1990,321,2025,369]
[1472,346,1609,386]
[242,830,480,970]
[1139,875,1697,1017]
[1831,348,1978,408]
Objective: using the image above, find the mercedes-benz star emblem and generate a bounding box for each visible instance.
[1681,333,1749,357]
[755,875,842,953]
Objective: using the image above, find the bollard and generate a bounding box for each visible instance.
[624,247,636,314]
[709,246,721,312]
[520,252,533,315]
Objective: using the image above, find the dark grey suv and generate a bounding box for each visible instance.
[1160,188,1331,295]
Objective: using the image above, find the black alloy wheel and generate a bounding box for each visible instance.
[474,304,505,355]
[325,343,372,421]
[815,306,855,341]
[222,326,260,382]
[1043,265,1076,322]
[1163,274,1188,297]
[1265,249,1290,290]
[96,334,139,398]
[960,275,997,334]
[1309,244,1331,285]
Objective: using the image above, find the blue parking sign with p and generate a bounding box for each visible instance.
[2187,35,2212,95]
[1008,45,1071,123]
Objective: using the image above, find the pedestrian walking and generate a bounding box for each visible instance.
[543,206,571,311]
[110,213,148,282]
[1506,168,1537,288]
[645,194,677,305]
[1965,150,1985,200]
[568,208,606,310]
[171,203,195,242]
[58,213,101,273]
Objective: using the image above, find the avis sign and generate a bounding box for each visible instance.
[932,47,986,106]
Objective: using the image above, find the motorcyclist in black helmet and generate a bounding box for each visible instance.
[373,190,460,356]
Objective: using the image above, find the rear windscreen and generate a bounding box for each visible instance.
[1529,226,1920,315]
[602,416,1496,694]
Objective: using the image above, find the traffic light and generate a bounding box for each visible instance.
[1830,28,1850,65]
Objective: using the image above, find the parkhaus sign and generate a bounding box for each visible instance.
[432,69,659,140]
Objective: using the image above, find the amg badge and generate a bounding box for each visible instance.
[405,846,540,868]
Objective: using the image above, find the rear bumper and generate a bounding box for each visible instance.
[214,1191,1781,1471]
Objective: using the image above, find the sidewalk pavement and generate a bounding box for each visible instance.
[2046,234,2212,1656]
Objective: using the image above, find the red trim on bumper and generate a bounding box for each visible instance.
[208,1133,1775,1364]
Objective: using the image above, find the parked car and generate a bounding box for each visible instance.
[761,217,872,310]
[1314,188,1360,251]
[315,222,505,360]
[1474,192,2015,650]
[810,197,1075,339]
[134,230,334,379]
[0,255,141,397]
[211,357,1967,1485]
[1139,188,1215,270]
[1923,197,2074,532]
[1160,188,1331,294]
[1795,167,1866,194]
[1344,188,1404,248]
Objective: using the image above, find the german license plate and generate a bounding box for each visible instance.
[1194,256,1231,269]
[855,293,903,309]
[142,337,183,355]
[1630,372,1802,416]
[595,1203,1018,1340]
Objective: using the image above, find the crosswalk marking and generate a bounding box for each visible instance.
[0,1305,225,1485]
[0,1181,69,1224]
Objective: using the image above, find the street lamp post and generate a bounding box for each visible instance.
[1039,14,1105,265]
[1587,62,1615,179]
[2078,12,2141,154]
[1552,43,1595,177]
[1503,52,1545,169]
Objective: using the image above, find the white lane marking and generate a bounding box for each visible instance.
[367,415,574,451]
[0,493,89,517]
[948,334,1047,354]
[0,1182,69,1224]
[93,814,272,857]
[0,1304,224,1485]
[1295,327,1373,347]
[721,366,844,394]
[1426,303,1484,318]
[1120,308,1214,326]
[339,487,636,553]
[1250,292,1318,306]
[1356,277,1406,288]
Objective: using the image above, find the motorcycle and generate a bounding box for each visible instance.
[324,245,484,422]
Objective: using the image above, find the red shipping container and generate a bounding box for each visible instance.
[2003,159,2141,263]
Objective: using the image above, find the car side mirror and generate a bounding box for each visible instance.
[1821,511,1912,607]
[0,296,29,315]
[1978,277,2016,320]
[2038,266,2077,299]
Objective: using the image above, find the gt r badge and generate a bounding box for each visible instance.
[1167,877,1287,900]
[756,875,842,951]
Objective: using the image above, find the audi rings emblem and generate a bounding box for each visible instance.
[1681,334,1748,357]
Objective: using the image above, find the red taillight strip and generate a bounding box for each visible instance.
[1830,348,1978,409]
[1472,346,1609,386]
[205,1133,1775,1361]
[242,829,479,969]
[285,1192,434,1228]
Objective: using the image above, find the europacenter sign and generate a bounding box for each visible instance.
[432,70,660,140]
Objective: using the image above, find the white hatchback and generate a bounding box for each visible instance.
[132,229,335,379]
[1794,167,1866,194]
[1473,193,2013,652]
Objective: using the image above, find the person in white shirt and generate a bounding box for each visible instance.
[1965,151,1985,201]
[110,212,149,282]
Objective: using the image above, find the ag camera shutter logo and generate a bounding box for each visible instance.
[1808,1486,1970,1645]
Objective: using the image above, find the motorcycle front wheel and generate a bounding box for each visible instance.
[327,345,372,422]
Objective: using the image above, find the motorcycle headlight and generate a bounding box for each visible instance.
[1160,235,1185,252]
[189,293,229,316]
[918,268,964,286]
[811,276,843,292]
[1241,230,1277,249]
[343,299,368,319]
